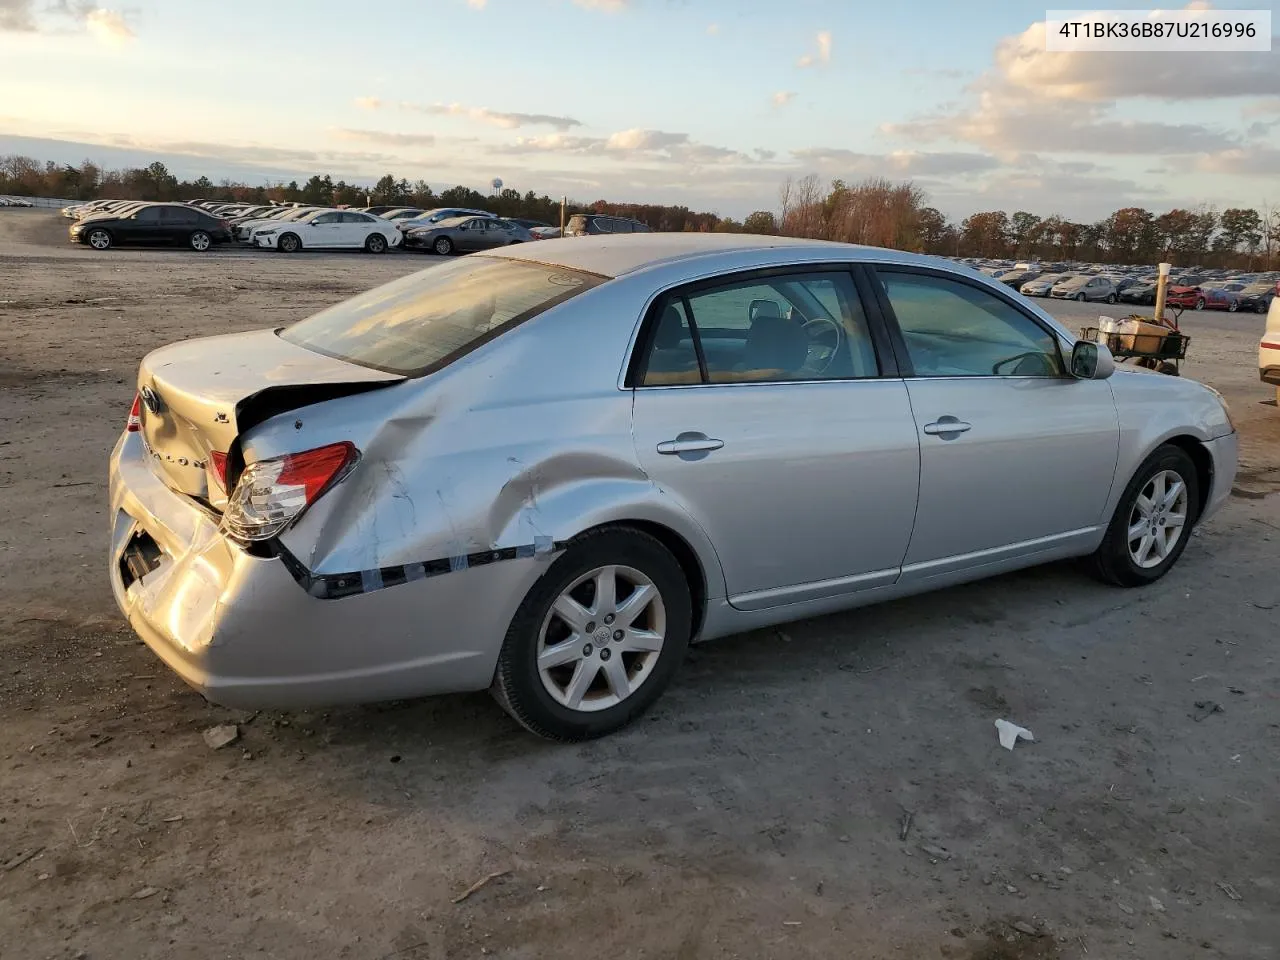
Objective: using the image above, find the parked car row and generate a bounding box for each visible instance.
[0,195,35,207]
[60,197,587,254]
[962,257,1280,316]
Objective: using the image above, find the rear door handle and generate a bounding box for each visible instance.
[923,417,972,437]
[657,434,724,455]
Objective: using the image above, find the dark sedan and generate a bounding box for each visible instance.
[1119,281,1156,306]
[402,216,531,254]
[70,203,232,252]
[1238,280,1279,314]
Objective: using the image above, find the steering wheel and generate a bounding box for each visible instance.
[801,316,843,375]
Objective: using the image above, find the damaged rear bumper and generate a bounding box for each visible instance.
[108,431,540,709]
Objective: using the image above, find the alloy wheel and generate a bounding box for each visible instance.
[191,231,211,251]
[89,230,110,250]
[1127,469,1189,569]
[536,564,666,712]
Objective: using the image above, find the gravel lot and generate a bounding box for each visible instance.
[2,208,1278,960]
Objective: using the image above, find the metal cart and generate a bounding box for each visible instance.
[1079,306,1190,376]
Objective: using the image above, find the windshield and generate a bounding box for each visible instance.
[280,256,607,376]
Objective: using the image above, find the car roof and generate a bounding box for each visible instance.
[488,232,945,279]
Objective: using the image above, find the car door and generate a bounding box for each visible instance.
[630,267,921,609]
[340,211,373,247]
[306,211,343,248]
[454,219,482,252]
[125,206,163,244]
[870,266,1120,582]
[166,206,198,242]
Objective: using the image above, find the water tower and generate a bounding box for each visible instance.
[491,177,503,194]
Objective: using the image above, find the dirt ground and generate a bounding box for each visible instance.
[1,207,1278,960]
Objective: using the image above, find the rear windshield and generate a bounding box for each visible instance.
[280,256,606,376]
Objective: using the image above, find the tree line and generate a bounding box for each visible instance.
[2,155,1276,269]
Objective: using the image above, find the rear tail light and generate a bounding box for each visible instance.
[126,394,142,432]
[221,441,358,542]
[207,450,229,494]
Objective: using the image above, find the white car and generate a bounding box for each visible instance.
[252,209,402,253]
[1261,297,1280,405]
[235,207,321,242]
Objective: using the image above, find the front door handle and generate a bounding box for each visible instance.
[923,417,972,437]
[657,434,724,455]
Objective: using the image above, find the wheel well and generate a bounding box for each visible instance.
[587,520,708,639]
[1163,435,1213,518]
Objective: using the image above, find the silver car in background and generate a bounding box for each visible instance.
[109,235,1237,740]
[1051,274,1118,303]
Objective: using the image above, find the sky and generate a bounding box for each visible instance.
[1,0,1277,220]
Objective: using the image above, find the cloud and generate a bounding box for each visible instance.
[493,128,753,166]
[995,20,1280,101]
[0,0,35,30]
[797,30,831,68]
[706,22,719,35]
[0,0,134,41]
[572,0,627,10]
[792,148,1001,177]
[466,0,486,7]
[358,97,582,131]
[884,103,1236,156]
[772,91,797,107]
[1178,146,1280,177]
[1243,98,1280,117]
[882,14,1253,157]
[332,128,437,147]
[84,8,132,44]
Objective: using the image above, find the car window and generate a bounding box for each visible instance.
[312,212,341,225]
[640,271,878,385]
[282,257,605,377]
[640,300,701,386]
[880,271,1063,378]
[593,218,611,234]
[341,212,373,223]
[134,207,162,223]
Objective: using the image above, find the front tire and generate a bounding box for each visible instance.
[87,228,112,250]
[1227,299,1238,313]
[189,230,212,252]
[278,232,301,253]
[1087,444,1199,587]
[1195,298,1205,310]
[433,236,454,256]
[1075,292,1086,301]
[491,527,692,741]
[364,233,387,254]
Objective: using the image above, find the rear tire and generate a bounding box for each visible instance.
[189,230,212,252]
[1086,444,1199,587]
[1195,298,1205,310]
[278,232,301,253]
[87,228,112,250]
[1227,299,1238,313]
[1105,293,1117,304]
[364,233,387,254]
[491,527,692,741]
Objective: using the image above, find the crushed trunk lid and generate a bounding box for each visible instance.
[137,329,401,505]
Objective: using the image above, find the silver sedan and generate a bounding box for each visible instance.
[109,235,1238,740]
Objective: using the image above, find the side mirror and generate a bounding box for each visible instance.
[1071,339,1115,380]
